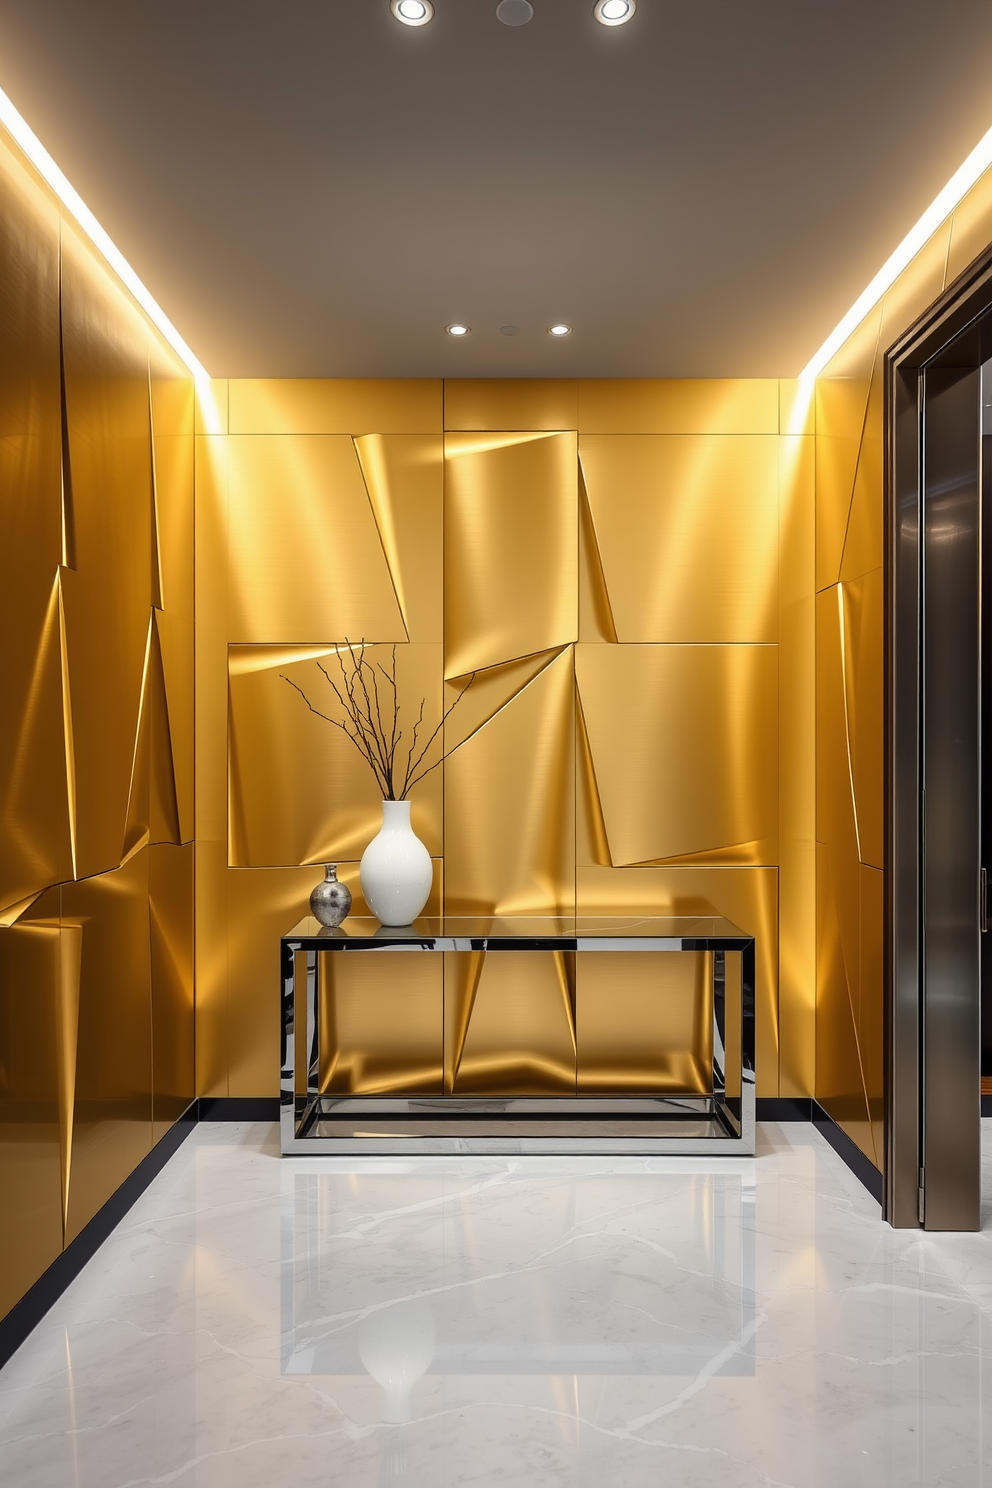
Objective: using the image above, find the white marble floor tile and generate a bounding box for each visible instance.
[0,1120,991,1486]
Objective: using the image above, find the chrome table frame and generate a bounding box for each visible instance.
[280,916,756,1155]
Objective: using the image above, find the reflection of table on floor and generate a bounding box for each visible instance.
[280,915,755,1155]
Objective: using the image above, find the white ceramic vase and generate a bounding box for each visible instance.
[360,800,433,926]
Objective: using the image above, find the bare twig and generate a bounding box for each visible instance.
[282,643,476,802]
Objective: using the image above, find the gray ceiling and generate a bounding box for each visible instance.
[1,0,992,378]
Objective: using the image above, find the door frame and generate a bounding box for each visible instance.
[885,242,992,1228]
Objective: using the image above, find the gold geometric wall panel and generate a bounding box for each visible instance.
[443,379,579,433]
[446,951,576,1095]
[0,117,195,1327]
[577,865,779,1098]
[353,434,443,643]
[578,435,779,642]
[576,952,712,1095]
[225,435,407,645]
[443,431,578,677]
[0,900,63,1320]
[576,379,780,435]
[443,646,575,915]
[149,842,194,1143]
[319,953,443,1095]
[228,642,443,867]
[575,643,778,866]
[61,850,154,1245]
[227,378,442,436]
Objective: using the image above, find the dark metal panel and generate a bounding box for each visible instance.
[921,364,981,1231]
[886,363,924,1226]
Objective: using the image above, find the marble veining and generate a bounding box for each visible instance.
[0,1121,990,1486]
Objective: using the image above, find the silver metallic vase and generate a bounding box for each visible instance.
[309,864,352,928]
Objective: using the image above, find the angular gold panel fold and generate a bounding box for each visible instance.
[578,465,618,644]
[815,374,875,593]
[225,435,406,645]
[444,646,574,915]
[444,431,577,676]
[228,642,442,867]
[839,368,884,585]
[577,866,779,1097]
[576,644,778,866]
[575,688,613,868]
[60,218,154,881]
[579,436,779,643]
[945,164,992,285]
[816,843,876,1168]
[354,434,444,644]
[447,952,576,1095]
[319,953,443,1095]
[576,953,712,1094]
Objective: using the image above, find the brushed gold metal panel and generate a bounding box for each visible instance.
[0,907,63,1318]
[156,610,194,845]
[318,952,443,1094]
[447,951,576,1095]
[149,842,194,1142]
[228,379,442,435]
[779,379,815,436]
[228,642,442,867]
[225,867,326,1097]
[860,864,884,1168]
[225,436,406,645]
[815,379,874,594]
[577,379,779,435]
[124,611,183,856]
[575,644,778,866]
[839,372,884,585]
[150,424,194,624]
[0,142,69,913]
[846,569,884,871]
[816,842,875,1167]
[444,647,574,915]
[443,432,577,676]
[578,464,618,644]
[443,379,578,432]
[193,436,229,844]
[576,952,712,1094]
[194,378,228,435]
[194,838,228,1097]
[778,433,816,1097]
[577,865,779,1096]
[354,435,443,644]
[62,850,153,1244]
[578,436,779,643]
[946,164,992,285]
[60,219,154,880]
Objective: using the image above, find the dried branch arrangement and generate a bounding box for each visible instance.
[282,640,474,801]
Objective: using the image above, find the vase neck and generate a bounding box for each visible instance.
[381,799,411,828]
[323,864,338,881]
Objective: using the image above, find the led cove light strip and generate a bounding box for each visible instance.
[0,82,209,383]
[799,118,992,390]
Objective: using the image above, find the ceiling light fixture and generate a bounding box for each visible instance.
[594,0,636,25]
[391,0,434,26]
[549,323,572,337]
[446,323,470,336]
[496,0,534,26]
[0,82,207,382]
[798,117,992,398]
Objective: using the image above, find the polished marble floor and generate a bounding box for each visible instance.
[0,1121,991,1487]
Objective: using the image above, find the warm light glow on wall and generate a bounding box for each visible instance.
[798,119,992,399]
[0,81,209,383]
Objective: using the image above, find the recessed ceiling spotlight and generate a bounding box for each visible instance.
[549,323,572,337]
[391,0,434,26]
[446,323,470,336]
[496,0,534,25]
[594,0,635,24]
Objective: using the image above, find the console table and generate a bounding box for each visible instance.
[280,915,755,1155]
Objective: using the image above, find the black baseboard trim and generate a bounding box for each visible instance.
[755,1097,813,1122]
[197,1097,280,1121]
[982,1094,992,1118]
[812,1100,884,1204]
[0,1102,197,1372]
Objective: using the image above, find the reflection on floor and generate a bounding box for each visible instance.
[0,1122,990,1487]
